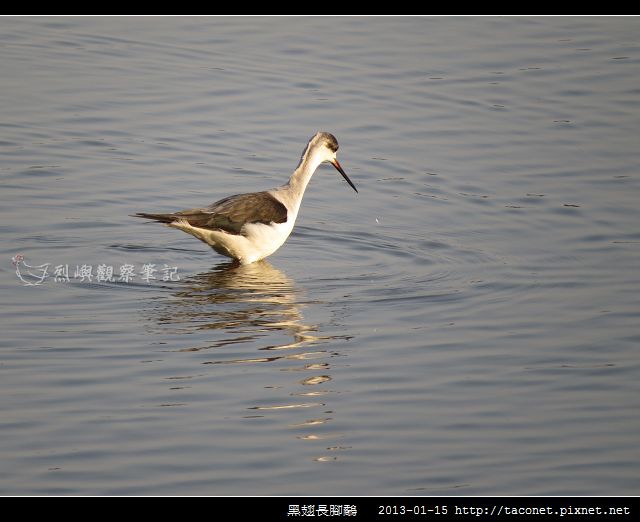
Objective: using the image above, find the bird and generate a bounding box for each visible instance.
[12,253,51,286]
[132,132,357,265]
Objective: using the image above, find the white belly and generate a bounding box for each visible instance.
[240,220,296,263]
[170,216,297,264]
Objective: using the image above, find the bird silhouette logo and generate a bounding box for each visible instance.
[12,254,50,286]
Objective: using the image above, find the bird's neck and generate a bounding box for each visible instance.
[285,147,324,202]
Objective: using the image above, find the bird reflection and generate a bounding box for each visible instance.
[144,260,349,460]
[151,260,321,353]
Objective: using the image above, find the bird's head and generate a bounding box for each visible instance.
[308,132,358,193]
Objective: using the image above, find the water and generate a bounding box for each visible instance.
[1,16,639,495]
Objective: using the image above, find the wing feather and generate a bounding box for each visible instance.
[151,191,288,235]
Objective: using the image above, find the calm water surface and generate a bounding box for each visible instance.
[1,16,639,495]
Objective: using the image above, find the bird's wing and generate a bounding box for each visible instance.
[174,191,288,235]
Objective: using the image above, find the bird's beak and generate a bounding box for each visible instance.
[330,159,358,193]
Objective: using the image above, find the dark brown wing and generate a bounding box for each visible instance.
[133,191,288,236]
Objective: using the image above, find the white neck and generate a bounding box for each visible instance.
[284,145,326,204]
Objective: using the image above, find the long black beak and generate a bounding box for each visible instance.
[330,159,358,193]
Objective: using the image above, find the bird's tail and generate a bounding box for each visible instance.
[131,212,177,224]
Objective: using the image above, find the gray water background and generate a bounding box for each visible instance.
[1,16,639,495]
